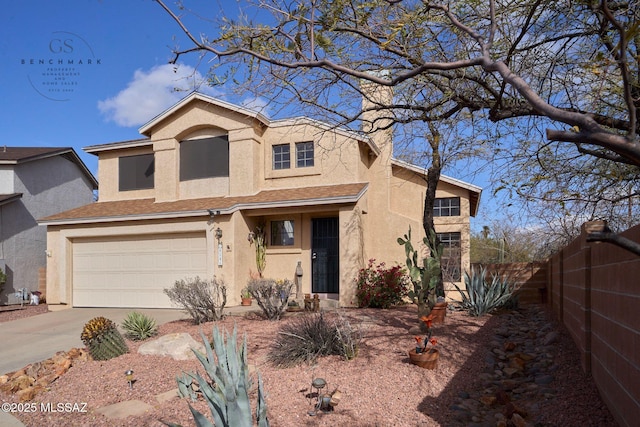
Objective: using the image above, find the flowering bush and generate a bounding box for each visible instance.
[414,313,438,354]
[355,259,409,308]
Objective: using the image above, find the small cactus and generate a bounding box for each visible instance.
[80,316,129,361]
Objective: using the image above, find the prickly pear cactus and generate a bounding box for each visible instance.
[398,226,443,319]
[80,316,129,361]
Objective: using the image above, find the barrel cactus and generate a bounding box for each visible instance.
[80,316,129,361]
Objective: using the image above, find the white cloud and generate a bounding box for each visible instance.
[98,63,218,127]
[239,96,270,115]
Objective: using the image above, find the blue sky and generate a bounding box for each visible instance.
[1,0,499,230]
[1,1,222,174]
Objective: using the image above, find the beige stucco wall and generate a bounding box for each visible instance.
[97,146,155,202]
[262,123,363,190]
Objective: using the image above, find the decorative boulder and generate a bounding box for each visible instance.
[138,333,205,360]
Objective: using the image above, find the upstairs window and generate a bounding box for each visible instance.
[119,154,154,191]
[273,144,290,170]
[434,197,460,217]
[180,136,229,181]
[296,141,314,167]
[270,220,295,246]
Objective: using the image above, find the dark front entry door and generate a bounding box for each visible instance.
[312,217,339,294]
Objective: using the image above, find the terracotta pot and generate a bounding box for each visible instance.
[408,348,439,369]
[430,302,448,325]
[241,297,252,306]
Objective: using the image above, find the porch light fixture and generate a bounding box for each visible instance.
[215,227,223,240]
[125,369,134,389]
[247,231,255,243]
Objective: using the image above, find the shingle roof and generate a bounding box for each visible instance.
[39,183,368,225]
[0,147,73,162]
[0,193,22,207]
[0,147,98,189]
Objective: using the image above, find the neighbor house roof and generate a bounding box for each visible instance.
[39,182,368,225]
[0,147,98,189]
[0,193,22,207]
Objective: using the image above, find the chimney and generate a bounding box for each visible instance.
[360,70,394,160]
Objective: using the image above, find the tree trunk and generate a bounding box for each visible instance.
[422,126,445,300]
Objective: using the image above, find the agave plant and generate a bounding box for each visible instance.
[168,324,269,427]
[453,266,517,316]
[121,311,158,341]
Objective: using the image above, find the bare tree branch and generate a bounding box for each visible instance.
[586,232,640,256]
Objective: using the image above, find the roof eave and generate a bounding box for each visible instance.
[0,193,23,207]
[39,185,368,226]
[138,92,271,136]
[84,138,152,154]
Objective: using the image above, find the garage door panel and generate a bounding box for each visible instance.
[73,233,208,308]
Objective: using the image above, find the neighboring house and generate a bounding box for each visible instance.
[40,91,481,309]
[0,147,97,304]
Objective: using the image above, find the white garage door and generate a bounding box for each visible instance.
[73,233,208,308]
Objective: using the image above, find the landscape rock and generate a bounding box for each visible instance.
[16,386,42,402]
[0,347,87,401]
[512,413,528,427]
[543,330,558,345]
[95,400,154,419]
[155,388,179,403]
[138,332,205,360]
[449,306,569,426]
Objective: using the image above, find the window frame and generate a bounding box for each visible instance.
[272,144,291,170]
[118,153,155,191]
[437,232,461,281]
[434,197,461,217]
[295,141,314,168]
[270,220,295,246]
[179,136,229,182]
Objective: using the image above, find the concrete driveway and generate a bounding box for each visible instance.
[0,308,190,375]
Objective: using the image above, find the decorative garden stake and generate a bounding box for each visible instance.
[308,377,340,416]
[308,377,327,416]
[125,369,134,388]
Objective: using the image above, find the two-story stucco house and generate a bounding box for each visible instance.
[0,147,97,304]
[40,91,481,309]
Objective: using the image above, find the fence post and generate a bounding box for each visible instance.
[580,221,599,374]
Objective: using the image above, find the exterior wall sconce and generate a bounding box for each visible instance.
[247,231,255,243]
[215,227,223,240]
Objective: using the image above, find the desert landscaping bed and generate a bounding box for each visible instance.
[0,304,617,426]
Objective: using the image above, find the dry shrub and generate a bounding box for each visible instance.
[164,277,227,324]
[267,311,362,368]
